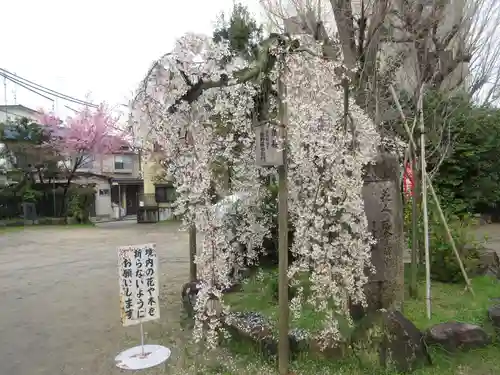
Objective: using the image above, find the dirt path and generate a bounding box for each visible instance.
[0,222,191,375]
[475,223,500,244]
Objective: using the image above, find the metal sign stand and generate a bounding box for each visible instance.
[115,323,171,370]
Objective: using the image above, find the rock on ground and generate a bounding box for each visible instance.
[488,305,500,329]
[424,322,490,352]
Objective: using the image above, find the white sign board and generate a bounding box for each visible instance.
[255,124,283,167]
[118,243,160,327]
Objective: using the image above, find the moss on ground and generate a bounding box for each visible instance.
[222,268,500,375]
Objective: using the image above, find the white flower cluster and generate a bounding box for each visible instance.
[134,33,272,347]
[282,46,379,345]
[133,33,381,348]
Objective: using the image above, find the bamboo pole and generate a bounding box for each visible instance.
[427,182,475,298]
[410,145,419,298]
[396,97,420,298]
[399,116,419,185]
[389,85,474,300]
[277,60,290,375]
[417,88,432,319]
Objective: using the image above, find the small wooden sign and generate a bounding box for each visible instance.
[118,243,160,327]
[255,123,283,167]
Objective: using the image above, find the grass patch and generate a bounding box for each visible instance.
[223,268,500,375]
[225,268,327,332]
[404,276,500,329]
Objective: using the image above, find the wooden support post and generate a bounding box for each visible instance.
[277,60,289,375]
[189,224,197,281]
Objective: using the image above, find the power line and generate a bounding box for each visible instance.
[1,72,96,108]
[0,68,98,108]
[1,74,55,103]
[64,105,78,113]
[0,67,96,107]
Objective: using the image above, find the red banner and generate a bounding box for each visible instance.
[403,162,414,197]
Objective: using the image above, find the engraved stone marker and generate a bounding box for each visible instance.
[353,153,404,316]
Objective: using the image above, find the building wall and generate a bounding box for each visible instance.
[0,105,40,123]
[140,151,177,221]
[100,153,141,177]
[71,175,113,219]
[78,153,141,178]
[383,0,467,94]
[142,159,156,195]
[142,151,168,195]
[93,179,114,218]
[0,105,42,172]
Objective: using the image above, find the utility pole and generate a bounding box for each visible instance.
[3,76,7,110]
[12,72,17,104]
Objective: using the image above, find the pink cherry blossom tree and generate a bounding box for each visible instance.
[39,104,126,215]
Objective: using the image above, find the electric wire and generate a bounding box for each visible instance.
[1,73,55,103]
[1,69,129,135]
[0,68,98,108]
[1,72,96,108]
[0,67,97,107]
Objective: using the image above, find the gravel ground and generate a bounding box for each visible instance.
[0,221,193,375]
[4,221,497,375]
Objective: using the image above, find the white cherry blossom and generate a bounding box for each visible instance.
[133,33,380,348]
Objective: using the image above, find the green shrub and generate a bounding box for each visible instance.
[266,269,297,302]
[429,212,482,283]
[22,187,43,203]
[67,187,94,223]
[404,199,483,283]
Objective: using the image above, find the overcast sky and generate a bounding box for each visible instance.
[0,0,264,120]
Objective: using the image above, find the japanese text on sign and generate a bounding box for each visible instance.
[118,243,159,326]
[255,124,283,167]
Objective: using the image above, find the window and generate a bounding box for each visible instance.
[80,154,94,169]
[99,189,110,196]
[155,185,176,203]
[114,155,133,170]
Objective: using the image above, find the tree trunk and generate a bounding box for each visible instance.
[329,0,357,68]
[59,178,71,218]
[60,164,79,218]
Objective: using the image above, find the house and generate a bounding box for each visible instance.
[0,105,44,185]
[141,150,176,221]
[74,148,143,221]
[0,104,144,221]
[128,105,177,222]
[0,104,41,124]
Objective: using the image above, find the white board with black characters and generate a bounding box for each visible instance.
[118,244,160,327]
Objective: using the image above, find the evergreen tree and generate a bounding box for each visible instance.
[213,3,263,62]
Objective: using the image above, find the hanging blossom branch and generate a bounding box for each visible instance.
[134,31,381,349]
[133,33,274,347]
[281,36,379,347]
